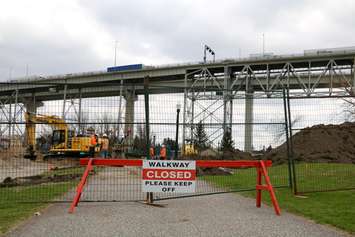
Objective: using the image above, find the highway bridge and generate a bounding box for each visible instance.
[1,47,355,151]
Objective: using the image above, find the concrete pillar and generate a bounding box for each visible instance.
[23,97,43,146]
[182,73,187,150]
[124,89,137,150]
[78,88,82,134]
[24,98,43,114]
[223,66,232,134]
[244,73,254,152]
[62,84,67,120]
[190,96,195,143]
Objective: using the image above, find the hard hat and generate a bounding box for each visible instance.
[103,133,108,137]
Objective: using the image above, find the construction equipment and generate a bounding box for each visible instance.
[24,112,106,160]
[183,144,198,155]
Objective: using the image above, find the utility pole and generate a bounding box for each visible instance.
[262,33,265,56]
[114,41,118,66]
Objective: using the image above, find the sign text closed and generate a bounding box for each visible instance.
[142,160,196,193]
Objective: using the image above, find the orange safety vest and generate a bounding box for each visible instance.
[160,147,166,158]
[101,138,109,150]
[90,135,97,146]
[150,147,154,157]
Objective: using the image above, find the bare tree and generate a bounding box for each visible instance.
[97,113,116,137]
[269,115,302,144]
[341,98,355,121]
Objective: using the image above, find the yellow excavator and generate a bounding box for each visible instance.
[24,112,103,160]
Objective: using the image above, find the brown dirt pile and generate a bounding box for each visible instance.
[0,173,82,187]
[265,122,355,164]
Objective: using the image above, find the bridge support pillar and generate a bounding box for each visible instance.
[223,66,233,134]
[124,89,137,151]
[23,97,43,146]
[23,98,44,114]
[244,74,254,152]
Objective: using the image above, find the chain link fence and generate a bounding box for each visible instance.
[0,81,353,204]
[288,95,355,194]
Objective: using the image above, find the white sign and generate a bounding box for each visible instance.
[142,160,196,193]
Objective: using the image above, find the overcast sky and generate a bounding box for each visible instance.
[0,0,354,80]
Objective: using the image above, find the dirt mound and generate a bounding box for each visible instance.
[0,173,82,187]
[265,122,355,164]
[197,167,233,176]
[221,150,253,160]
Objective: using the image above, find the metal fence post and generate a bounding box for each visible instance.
[175,105,180,159]
[144,76,151,160]
[144,76,153,203]
[286,88,298,194]
[282,88,293,189]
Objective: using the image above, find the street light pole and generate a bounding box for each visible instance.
[114,40,118,66]
[175,103,181,159]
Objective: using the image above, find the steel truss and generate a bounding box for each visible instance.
[182,57,355,151]
[0,90,26,142]
[183,67,233,149]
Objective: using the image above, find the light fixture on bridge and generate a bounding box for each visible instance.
[204,45,215,63]
[48,87,57,92]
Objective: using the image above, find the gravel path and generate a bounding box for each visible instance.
[4,166,351,237]
[5,194,349,237]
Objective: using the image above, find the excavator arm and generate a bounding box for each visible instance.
[24,112,69,160]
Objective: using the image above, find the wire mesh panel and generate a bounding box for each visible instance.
[289,96,355,194]
[0,82,292,204]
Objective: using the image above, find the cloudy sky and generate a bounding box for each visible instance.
[0,0,354,80]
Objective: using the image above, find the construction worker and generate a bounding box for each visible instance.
[100,134,109,158]
[89,133,97,157]
[166,144,172,160]
[160,145,167,160]
[155,145,161,160]
[149,146,155,159]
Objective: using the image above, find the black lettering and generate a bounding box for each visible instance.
[148,161,156,167]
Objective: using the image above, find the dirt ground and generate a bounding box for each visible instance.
[265,122,355,164]
[2,121,355,183]
[0,148,80,183]
[184,122,355,165]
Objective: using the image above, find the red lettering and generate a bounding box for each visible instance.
[142,169,196,180]
[146,171,154,178]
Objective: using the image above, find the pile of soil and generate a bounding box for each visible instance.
[265,122,355,164]
[220,150,253,160]
[0,172,82,187]
[197,167,233,176]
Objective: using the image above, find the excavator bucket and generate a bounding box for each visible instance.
[24,145,37,161]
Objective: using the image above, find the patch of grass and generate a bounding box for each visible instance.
[203,163,355,234]
[0,182,77,234]
[250,189,355,234]
[294,163,355,192]
[41,166,86,177]
[0,165,97,234]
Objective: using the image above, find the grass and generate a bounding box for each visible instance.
[41,166,86,177]
[0,164,97,235]
[0,165,104,234]
[203,163,355,234]
[0,182,77,234]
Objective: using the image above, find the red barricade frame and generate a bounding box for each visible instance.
[69,159,281,215]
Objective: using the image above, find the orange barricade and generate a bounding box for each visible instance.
[69,159,281,215]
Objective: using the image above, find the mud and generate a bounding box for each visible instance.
[265,122,355,164]
[0,172,82,187]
